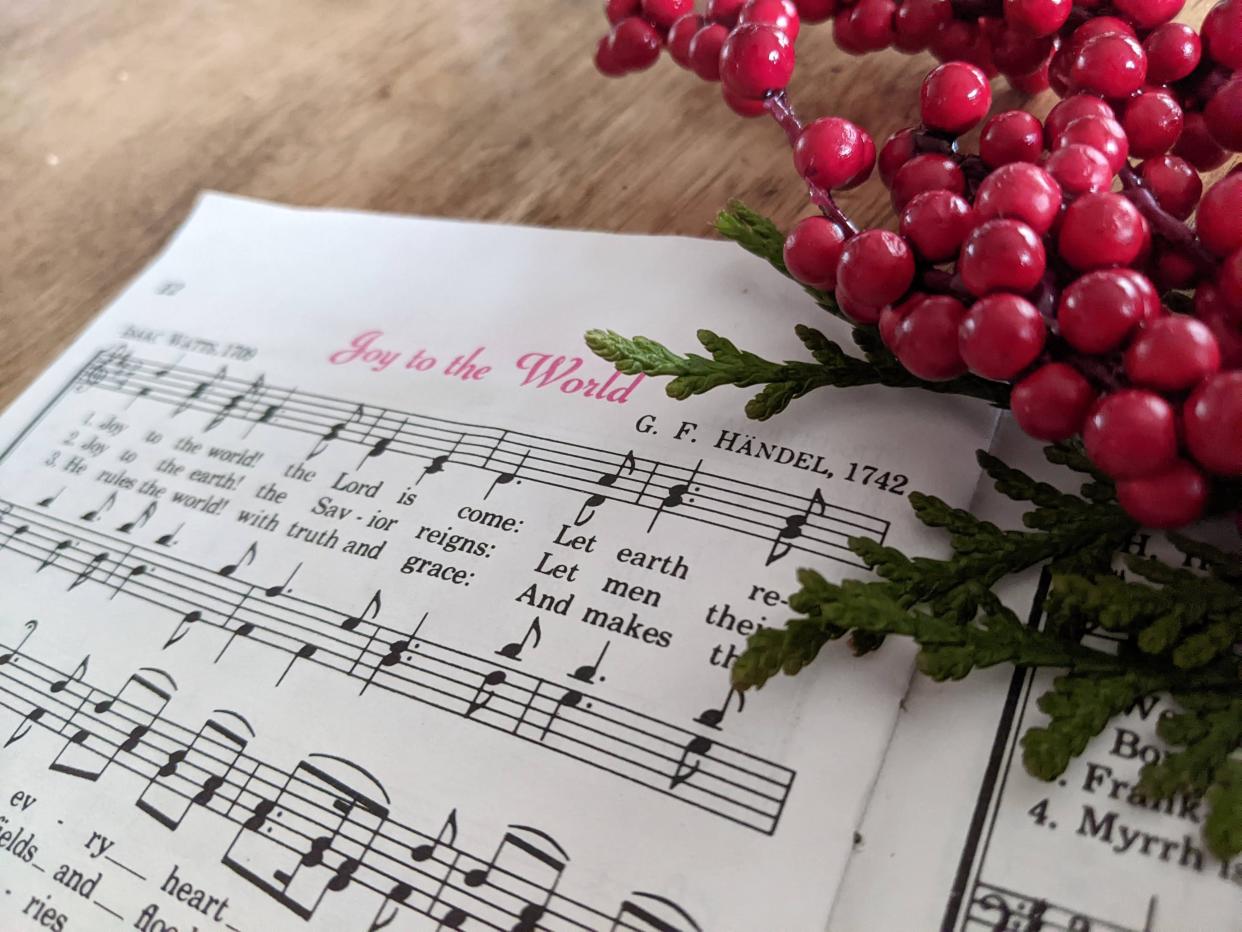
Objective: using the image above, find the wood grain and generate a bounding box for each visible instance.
[0,1,1217,407]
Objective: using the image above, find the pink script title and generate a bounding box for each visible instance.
[327,330,644,404]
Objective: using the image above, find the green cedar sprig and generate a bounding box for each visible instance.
[585,201,1242,860]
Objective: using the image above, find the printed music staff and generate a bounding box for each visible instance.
[765,487,829,566]
[136,712,253,830]
[670,735,713,789]
[647,459,701,533]
[484,448,530,500]
[307,404,366,460]
[218,541,258,578]
[598,449,638,489]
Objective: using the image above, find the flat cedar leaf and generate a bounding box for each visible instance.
[1169,533,1242,582]
[1022,674,1155,780]
[1141,699,1242,800]
[1205,759,1242,861]
[978,450,1081,510]
[1172,616,1242,669]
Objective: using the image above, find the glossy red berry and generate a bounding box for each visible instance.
[1197,175,1242,258]
[1043,94,1115,145]
[794,0,836,23]
[1116,459,1208,528]
[1044,143,1113,195]
[1058,192,1145,271]
[836,285,884,325]
[1011,363,1096,441]
[1196,284,1242,368]
[889,295,969,380]
[980,111,1043,167]
[878,128,917,186]
[1115,269,1162,321]
[960,219,1047,296]
[889,154,966,210]
[1054,114,1129,173]
[1174,113,1230,172]
[642,0,695,31]
[1068,16,1137,47]
[1184,372,1242,475]
[990,24,1054,77]
[689,24,729,81]
[723,85,769,116]
[595,36,629,76]
[1143,22,1201,84]
[668,14,705,68]
[1124,316,1220,391]
[973,162,1061,235]
[920,62,992,135]
[1205,78,1242,153]
[1010,58,1053,94]
[1121,89,1184,159]
[835,229,916,308]
[1111,0,1184,30]
[1084,390,1178,479]
[899,190,976,262]
[706,0,748,26]
[959,294,1045,380]
[1221,249,1242,313]
[1202,0,1242,72]
[1057,269,1145,353]
[610,17,664,71]
[893,0,952,53]
[606,0,643,25]
[1070,33,1147,98]
[1003,0,1071,37]
[720,23,796,99]
[841,0,899,53]
[783,216,848,290]
[1138,155,1203,220]
[793,118,876,191]
[738,0,801,40]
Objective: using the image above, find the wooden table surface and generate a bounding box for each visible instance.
[0,1,1216,408]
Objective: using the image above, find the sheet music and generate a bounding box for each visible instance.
[828,420,1240,932]
[0,193,997,931]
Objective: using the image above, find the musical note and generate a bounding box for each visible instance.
[213,615,256,665]
[573,492,607,527]
[155,522,183,547]
[106,555,151,601]
[163,609,202,649]
[484,448,530,500]
[222,757,390,920]
[418,436,461,484]
[610,892,703,932]
[275,643,317,688]
[411,809,459,862]
[0,620,38,665]
[79,490,116,523]
[68,549,110,591]
[49,669,174,781]
[765,487,829,566]
[341,589,382,632]
[358,416,406,468]
[367,881,414,932]
[264,562,302,598]
[647,459,701,532]
[172,365,227,417]
[358,613,427,693]
[37,537,74,573]
[670,735,712,789]
[50,655,89,694]
[466,670,507,716]
[204,390,246,432]
[975,892,1012,932]
[306,404,365,459]
[218,542,258,577]
[497,617,542,661]
[598,449,638,488]
[117,500,157,534]
[539,687,583,741]
[136,712,252,830]
[569,640,610,684]
[4,705,46,748]
[463,826,568,932]
[36,488,63,508]
[694,687,745,730]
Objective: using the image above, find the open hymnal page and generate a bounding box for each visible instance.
[829,418,1240,932]
[0,193,996,932]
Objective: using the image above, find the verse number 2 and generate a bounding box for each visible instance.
[843,462,908,495]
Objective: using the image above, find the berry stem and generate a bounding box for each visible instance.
[765,92,860,235]
[1118,166,1220,276]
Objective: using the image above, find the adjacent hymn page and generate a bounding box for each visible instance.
[0,194,996,932]
[828,420,1241,932]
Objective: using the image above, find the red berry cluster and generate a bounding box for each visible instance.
[592,0,1242,530]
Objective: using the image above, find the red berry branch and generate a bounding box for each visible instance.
[592,0,1242,531]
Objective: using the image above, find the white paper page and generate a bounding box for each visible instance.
[828,418,1241,932]
[0,193,997,932]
